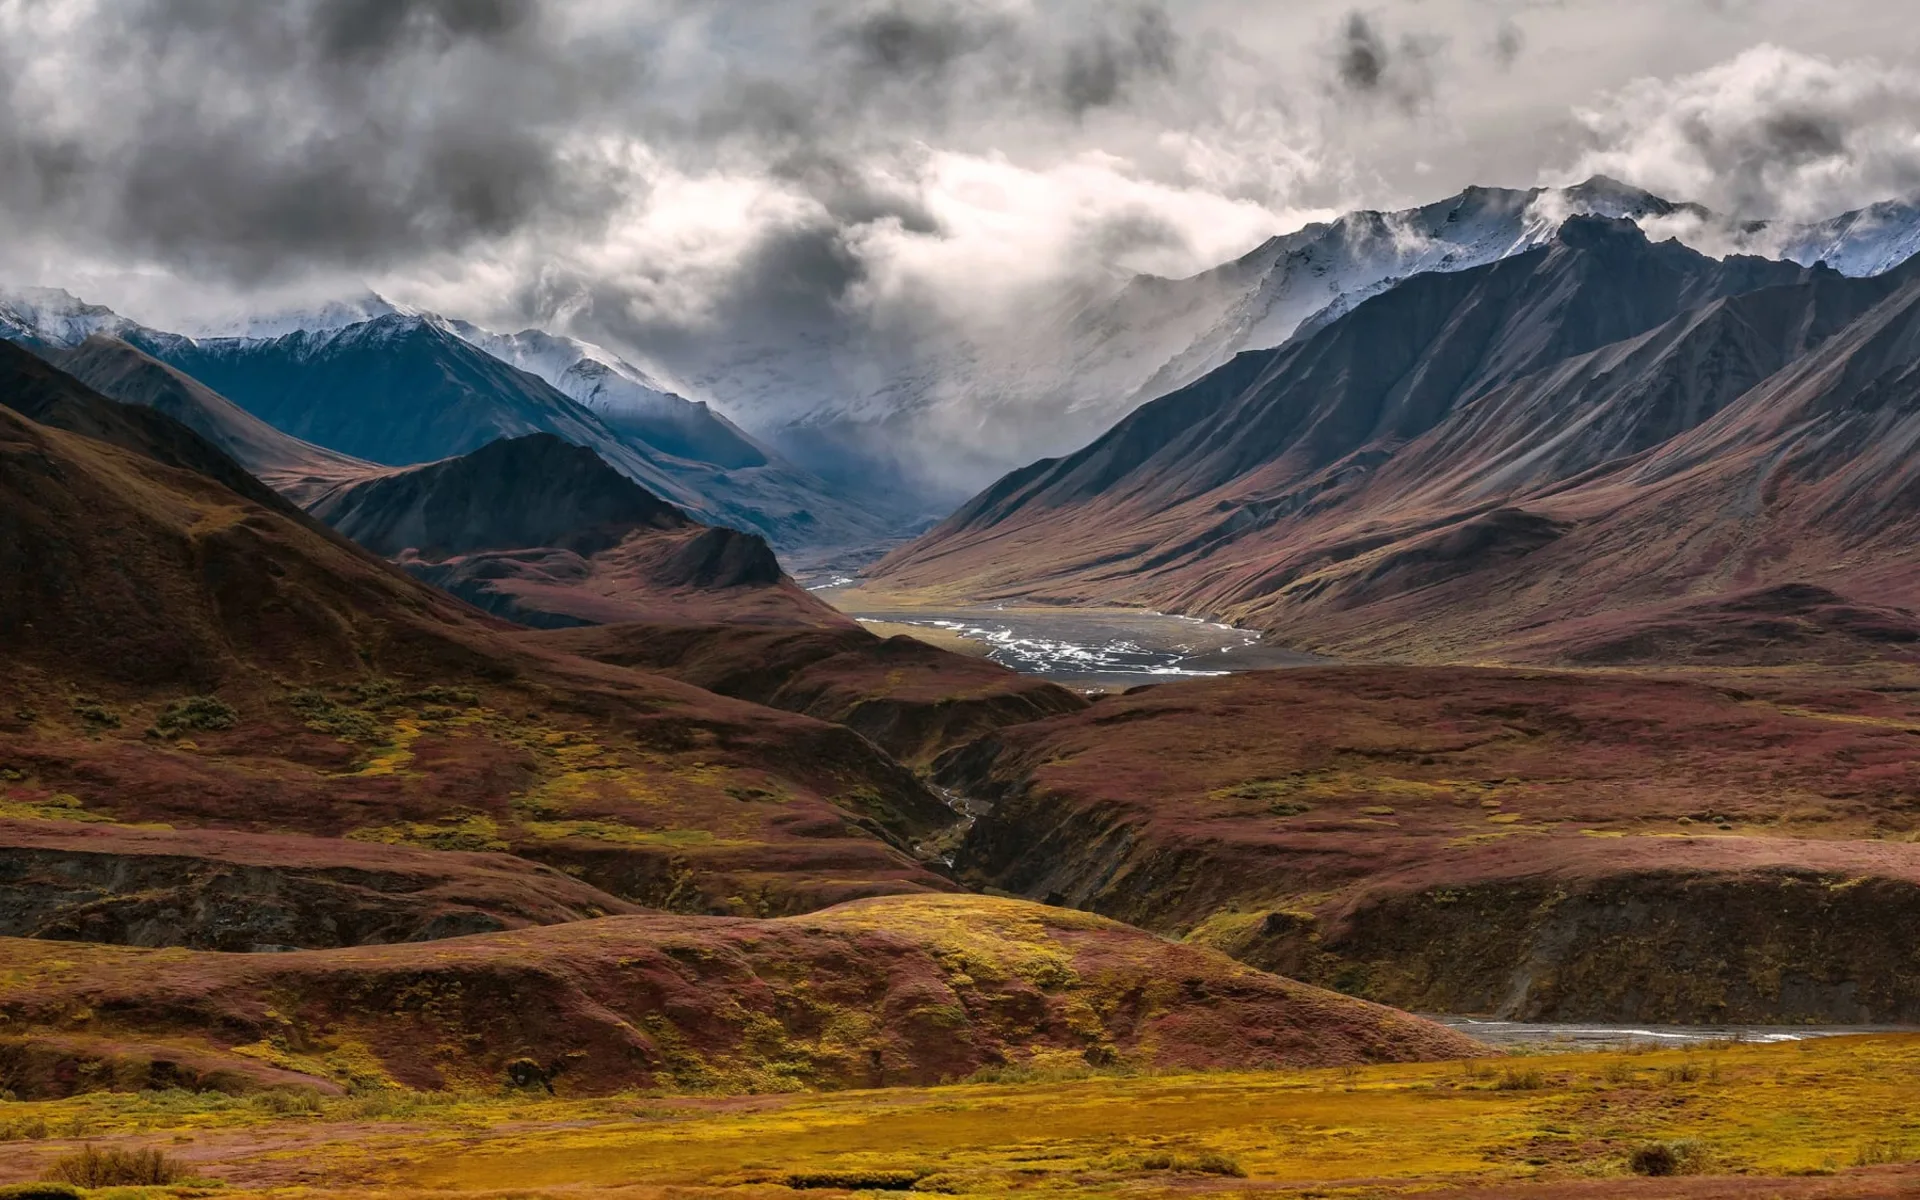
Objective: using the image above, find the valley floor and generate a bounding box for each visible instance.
[823,588,1327,687]
[3,1036,1919,1196]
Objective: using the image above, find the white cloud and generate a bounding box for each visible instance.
[1569,44,1920,222]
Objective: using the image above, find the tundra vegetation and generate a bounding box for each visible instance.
[0,1036,1917,1195]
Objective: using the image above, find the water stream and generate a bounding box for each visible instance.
[835,602,1326,687]
[1434,1019,1914,1049]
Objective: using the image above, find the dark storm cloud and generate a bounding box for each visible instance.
[835,2,1004,79]
[1337,12,1389,91]
[1,0,636,281]
[1059,5,1181,115]
[814,1,1187,121]
[1491,19,1525,68]
[1330,10,1444,111]
[0,0,1215,295]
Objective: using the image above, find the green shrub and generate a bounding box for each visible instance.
[248,1085,325,1116]
[348,678,397,706]
[43,1144,184,1186]
[1136,1150,1245,1176]
[786,1169,925,1190]
[152,695,238,737]
[1628,1139,1710,1176]
[69,697,119,729]
[1496,1067,1546,1091]
[1855,1139,1911,1166]
[409,685,477,707]
[0,1182,82,1200]
[1660,1060,1703,1084]
[289,689,381,741]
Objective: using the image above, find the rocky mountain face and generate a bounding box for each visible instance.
[872,218,1920,664]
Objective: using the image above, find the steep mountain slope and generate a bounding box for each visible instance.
[0,893,1481,1097]
[670,179,1701,500]
[0,352,959,916]
[37,334,367,491]
[447,321,774,469]
[0,338,308,519]
[0,286,136,347]
[1772,196,1920,277]
[875,218,1870,654]
[937,666,1920,1023]
[304,434,848,628]
[135,314,894,551]
[646,177,1920,502]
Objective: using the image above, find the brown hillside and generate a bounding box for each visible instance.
[0,361,957,917]
[0,893,1482,1098]
[524,622,1089,765]
[304,433,850,629]
[0,817,640,950]
[869,222,1920,665]
[938,666,1920,1022]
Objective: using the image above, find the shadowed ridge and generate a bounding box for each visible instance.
[39,334,368,489]
[304,433,851,629]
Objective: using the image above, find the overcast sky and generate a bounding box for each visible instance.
[6,0,1920,370]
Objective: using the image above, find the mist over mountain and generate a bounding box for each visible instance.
[8,4,1920,502]
[873,215,1920,663]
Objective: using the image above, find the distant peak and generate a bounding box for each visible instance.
[1565,174,1656,202]
[180,289,418,340]
[1552,213,1652,251]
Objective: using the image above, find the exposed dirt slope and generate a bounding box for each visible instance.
[0,818,639,950]
[0,359,957,918]
[524,622,1089,765]
[938,666,1920,1022]
[0,894,1482,1097]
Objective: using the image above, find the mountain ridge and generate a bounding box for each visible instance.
[870,215,1920,663]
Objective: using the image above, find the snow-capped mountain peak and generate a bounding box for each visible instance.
[177,290,420,341]
[0,286,137,347]
[1770,199,1920,278]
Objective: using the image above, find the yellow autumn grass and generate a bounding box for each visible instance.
[2,1034,1917,1196]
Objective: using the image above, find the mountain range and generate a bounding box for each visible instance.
[872,214,1920,664]
[584,177,1920,503]
[0,287,887,553]
[11,178,1920,521]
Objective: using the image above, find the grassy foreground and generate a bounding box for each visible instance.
[2,1036,1919,1196]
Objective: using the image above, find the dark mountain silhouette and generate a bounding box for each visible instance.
[304,434,850,629]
